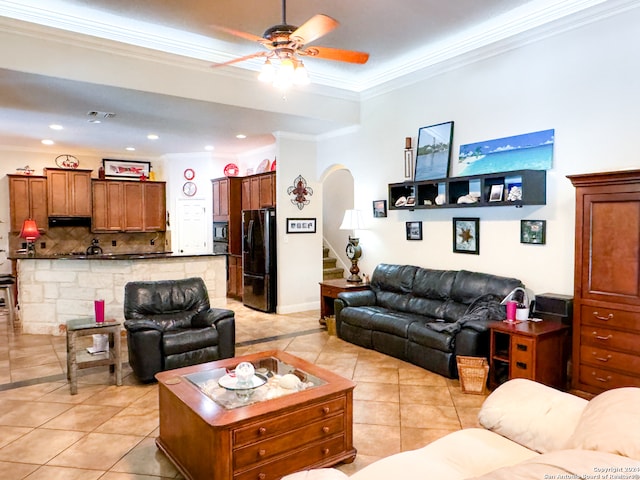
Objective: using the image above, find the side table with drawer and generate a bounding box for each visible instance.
[489,320,569,390]
[319,279,370,325]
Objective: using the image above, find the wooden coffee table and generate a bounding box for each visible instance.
[155,350,356,480]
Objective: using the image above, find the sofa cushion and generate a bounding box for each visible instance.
[407,321,455,352]
[467,449,640,480]
[163,327,219,355]
[339,306,387,329]
[411,269,456,301]
[450,270,522,305]
[478,378,588,453]
[370,312,422,338]
[568,387,640,460]
[348,428,538,480]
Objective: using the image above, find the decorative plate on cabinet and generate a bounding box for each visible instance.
[55,154,79,169]
[224,163,239,177]
[256,158,271,173]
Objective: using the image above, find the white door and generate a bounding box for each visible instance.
[175,198,208,255]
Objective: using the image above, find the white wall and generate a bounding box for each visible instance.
[317,6,640,298]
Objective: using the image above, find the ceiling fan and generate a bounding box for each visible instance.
[213,0,369,86]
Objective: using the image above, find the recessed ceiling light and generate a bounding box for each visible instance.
[125,147,136,151]
[236,134,247,139]
[147,134,159,140]
[49,124,63,130]
[204,145,214,151]
[88,119,102,124]
[41,139,54,145]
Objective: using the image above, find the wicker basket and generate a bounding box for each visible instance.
[456,356,489,395]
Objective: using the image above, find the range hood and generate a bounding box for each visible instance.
[48,217,92,228]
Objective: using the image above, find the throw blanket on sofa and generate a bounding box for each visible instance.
[426,294,506,334]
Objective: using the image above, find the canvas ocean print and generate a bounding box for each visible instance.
[457,129,554,176]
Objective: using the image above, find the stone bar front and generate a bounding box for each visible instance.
[15,254,227,335]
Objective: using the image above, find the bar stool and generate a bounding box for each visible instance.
[0,275,16,328]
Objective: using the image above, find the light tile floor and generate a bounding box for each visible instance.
[0,300,487,479]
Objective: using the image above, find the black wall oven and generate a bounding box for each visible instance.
[213,222,229,254]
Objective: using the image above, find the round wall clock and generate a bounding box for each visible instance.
[183,168,195,180]
[182,181,197,196]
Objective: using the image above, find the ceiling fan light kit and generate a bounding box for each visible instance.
[213,0,368,90]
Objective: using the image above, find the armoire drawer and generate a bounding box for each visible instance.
[578,364,640,390]
[581,305,640,331]
[580,345,640,376]
[580,325,640,353]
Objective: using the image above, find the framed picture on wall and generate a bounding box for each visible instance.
[286,218,316,234]
[521,220,546,244]
[373,200,387,218]
[103,159,151,179]
[414,121,454,181]
[453,217,479,254]
[406,221,423,240]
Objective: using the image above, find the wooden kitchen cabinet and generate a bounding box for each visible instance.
[92,180,124,232]
[45,168,92,217]
[8,175,48,233]
[242,172,275,210]
[568,169,640,394]
[212,177,230,221]
[227,254,243,300]
[142,182,166,231]
[92,180,166,232]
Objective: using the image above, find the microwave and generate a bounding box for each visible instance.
[213,222,228,242]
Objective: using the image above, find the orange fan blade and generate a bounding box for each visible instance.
[211,24,266,44]
[212,52,267,68]
[290,14,338,45]
[302,46,369,64]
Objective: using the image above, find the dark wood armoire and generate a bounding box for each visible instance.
[568,169,640,394]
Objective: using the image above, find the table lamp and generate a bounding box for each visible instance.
[339,209,365,283]
[20,218,40,257]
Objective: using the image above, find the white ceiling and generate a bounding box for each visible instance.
[0,0,615,158]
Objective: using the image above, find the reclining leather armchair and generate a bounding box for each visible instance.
[123,277,236,382]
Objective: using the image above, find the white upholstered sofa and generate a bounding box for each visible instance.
[284,379,640,480]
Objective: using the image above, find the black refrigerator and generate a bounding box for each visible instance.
[242,208,277,312]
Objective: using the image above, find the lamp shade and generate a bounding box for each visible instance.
[20,219,40,240]
[340,209,365,231]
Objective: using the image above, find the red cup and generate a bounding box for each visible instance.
[506,301,517,322]
[94,299,105,323]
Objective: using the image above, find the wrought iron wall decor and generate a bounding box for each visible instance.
[287,174,313,210]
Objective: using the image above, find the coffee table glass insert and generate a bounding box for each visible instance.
[183,356,326,409]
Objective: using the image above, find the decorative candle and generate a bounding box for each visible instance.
[405,137,412,149]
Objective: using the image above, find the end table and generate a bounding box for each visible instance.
[66,318,122,394]
[319,279,370,325]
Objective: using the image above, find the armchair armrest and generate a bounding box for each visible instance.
[123,319,164,333]
[191,308,235,328]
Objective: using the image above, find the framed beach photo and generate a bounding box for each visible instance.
[453,217,479,254]
[406,221,423,240]
[373,200,387,218]
[103,159,151,179]
[414,121,454,181]
[521,220,546,244]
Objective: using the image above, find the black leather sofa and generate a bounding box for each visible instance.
[335,264,523,378]
[123,277,236,382]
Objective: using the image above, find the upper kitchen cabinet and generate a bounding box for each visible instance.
[92,180,166,232]
[8,175,48,233]
[45,168,92,217]
[212,177,230,221]
[242,171,275,210]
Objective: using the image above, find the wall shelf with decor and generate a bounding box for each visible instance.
[388,169,546,210]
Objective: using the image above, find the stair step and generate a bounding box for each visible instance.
[323,267,344,280]
[323,257,337,268]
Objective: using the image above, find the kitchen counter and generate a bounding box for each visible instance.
[13,254,228,335]
[8,252,227,260]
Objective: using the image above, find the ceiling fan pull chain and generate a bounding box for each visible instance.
[282,0,286,24]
